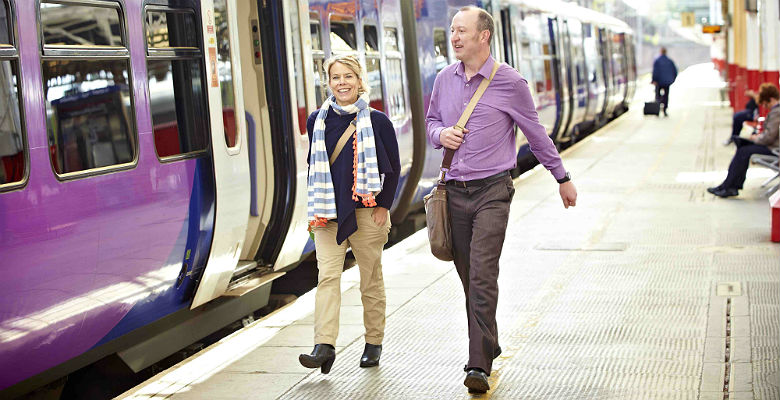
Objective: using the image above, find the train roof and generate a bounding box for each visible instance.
[501,0,633,33]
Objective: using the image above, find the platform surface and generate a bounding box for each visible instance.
[118,64,779,400]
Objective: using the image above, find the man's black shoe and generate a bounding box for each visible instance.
[706,186,723,194]
[464,368,490,393]
[711,187,738,198]
[359,343,382,367]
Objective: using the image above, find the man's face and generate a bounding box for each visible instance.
[450,10,486,62]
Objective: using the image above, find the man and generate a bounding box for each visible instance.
[651,47,677,117]
[708,83,780,197]
[426,6,577,394]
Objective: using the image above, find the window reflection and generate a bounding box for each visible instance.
[0,60,23,185]
[330,21,356,52]
[0,1,11,45]
[364,25,383,111]
[43,60,135,174]
[148,60,208,157]
[146,10,198,49]
[41,2,123,47]
[433,28,449,74]
[213,0,237,148]
[386,59,405,119]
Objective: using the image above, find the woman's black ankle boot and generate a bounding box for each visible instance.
[359,343,382,367]
[299,344,336,373]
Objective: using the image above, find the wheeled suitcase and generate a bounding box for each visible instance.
[643,101,661,116]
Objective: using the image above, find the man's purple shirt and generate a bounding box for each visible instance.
[426,56,566,181]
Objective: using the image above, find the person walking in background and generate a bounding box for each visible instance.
[426,6,577,394]
[708,83,780,198]
[299,54,400,373]
[651,47,677,117]
[726,89,759,144]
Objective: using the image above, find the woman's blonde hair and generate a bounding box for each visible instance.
[323,53,370,97]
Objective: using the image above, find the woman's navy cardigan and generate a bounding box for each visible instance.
[306,108,401,244]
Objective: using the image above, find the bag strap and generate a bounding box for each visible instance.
[439,61,500,183]
[330,118,356,165]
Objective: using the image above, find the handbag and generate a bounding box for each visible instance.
[424,62,499,261]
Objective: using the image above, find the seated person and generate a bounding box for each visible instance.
[727,89,759,142]
[708,83,779,197]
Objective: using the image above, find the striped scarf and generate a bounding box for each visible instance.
[308,93,381,228]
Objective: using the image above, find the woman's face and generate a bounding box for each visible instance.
[328,61,360,106]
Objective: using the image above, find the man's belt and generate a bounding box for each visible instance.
[445,170,509,188]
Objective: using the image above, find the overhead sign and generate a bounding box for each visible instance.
[681,12,696,27]
[702,25,722,33]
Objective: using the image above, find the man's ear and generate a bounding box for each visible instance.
[480,30,490,44]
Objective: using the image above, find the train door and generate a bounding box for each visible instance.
[238,0,312,272]
[548,17,571,147]
[598,27,616,119]
[566,18,588,139]
[500,5,527,155]
[190,0,251,308]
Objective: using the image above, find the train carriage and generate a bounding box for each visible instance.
[0,0,635,396]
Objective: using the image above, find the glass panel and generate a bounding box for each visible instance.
[148,59,208,157]
[41,2,123,47]
[386,58,405,118]
[287,0,307,135]
[213,0,238,148]
[0,1,11,45]
[146,10,198,49]
[329,21,356,52]
[43,60,135,174]
[0,60,23,185]
[384,28,398,52]
[365,57,383,111]
[364,25,378,52]
[310,22,322,51]
[313,57,326,106]
[433,28,448,73]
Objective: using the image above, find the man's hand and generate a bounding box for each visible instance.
[372,206,389,227]
[439,126,469,150]
[559,181,577,209]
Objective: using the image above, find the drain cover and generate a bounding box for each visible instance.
[716,281,742,296]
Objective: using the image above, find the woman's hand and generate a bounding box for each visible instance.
[372,206,389,226]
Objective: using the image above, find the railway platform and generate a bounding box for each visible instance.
[118,64,779,399]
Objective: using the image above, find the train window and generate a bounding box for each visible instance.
[286,0,307,135]
[329,20,356,52]
[383,27,405,119]
[310,17,326,107]
[213,0,238,148]
[364,24,383,111]
[433,28,449,74]
[146,10,198,49]
[41,2,123,47]
[145,6,208,159]
[383,27,399,52]
[364,24,378,52]
[0,0,11,45]
[0,0,24,188]
[311,20,322,51]
[40,1,137,177]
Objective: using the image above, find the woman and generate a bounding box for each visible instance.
[299,54,400,373]
[708,82,780,197]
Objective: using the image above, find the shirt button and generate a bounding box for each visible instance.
[459,158,463,162]
[466,83,470,87]
[463,102,467,105]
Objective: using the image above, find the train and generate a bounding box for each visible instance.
[0,0,636,396]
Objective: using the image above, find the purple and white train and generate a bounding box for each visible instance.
[0,0,635,396]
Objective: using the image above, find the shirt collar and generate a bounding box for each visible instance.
[454,56,496,80]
